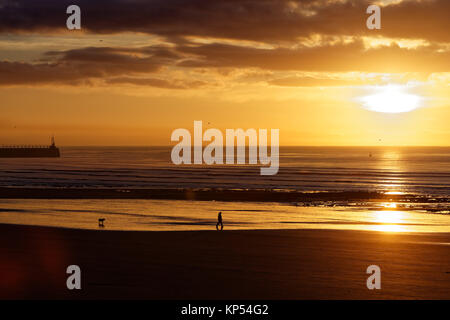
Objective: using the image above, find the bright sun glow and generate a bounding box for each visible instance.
[371,210,407,232]
[360,85,422,113]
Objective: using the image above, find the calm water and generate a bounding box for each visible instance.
[0,146,450,195]
[0,147,449,232]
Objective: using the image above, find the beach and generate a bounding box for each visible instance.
[1,223,449,299]
[1,147,449,299]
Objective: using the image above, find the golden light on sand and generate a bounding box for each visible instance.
[372,210,407,232]
[360,85,422,113]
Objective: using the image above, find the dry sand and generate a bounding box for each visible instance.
[0,223,449,299]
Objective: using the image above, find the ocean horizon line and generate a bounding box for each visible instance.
[45,145,450,148]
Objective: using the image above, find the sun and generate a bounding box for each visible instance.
[360,84,422,113]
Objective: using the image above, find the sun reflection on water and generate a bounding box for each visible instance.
[370,150,406,197]
[384,191,405,195]
[382,202,397,209]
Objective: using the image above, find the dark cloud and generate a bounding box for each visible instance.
[1,0,448,87]
[176,41,450,73]
[1,38,449,86]
[48,46,166,73]
[0,0,448,42]
[0,46,175,85]
[0,60,87,85]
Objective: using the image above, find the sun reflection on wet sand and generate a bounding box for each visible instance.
[370,210,408,232]
[372,150,410,232]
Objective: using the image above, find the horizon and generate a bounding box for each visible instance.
[4,143,450,148]
[4,144,450,148]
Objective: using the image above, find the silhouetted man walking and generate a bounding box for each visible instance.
[216,211,223,231]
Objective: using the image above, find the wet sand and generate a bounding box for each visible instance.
[1,223,449,299]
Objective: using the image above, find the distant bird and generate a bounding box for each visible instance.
[98,218,105,227]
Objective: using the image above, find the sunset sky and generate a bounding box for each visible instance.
[0,0,449,146]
